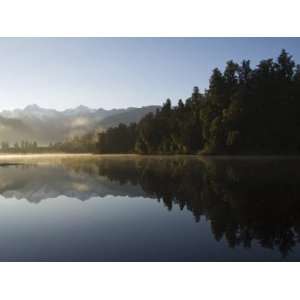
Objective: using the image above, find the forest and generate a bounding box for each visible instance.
[1,50,299,155]
[97,50,300,155]
[0,133,96,154]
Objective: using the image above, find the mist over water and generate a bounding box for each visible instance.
[0,155,299,261]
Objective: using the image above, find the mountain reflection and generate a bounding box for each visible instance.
[1,156,300,257]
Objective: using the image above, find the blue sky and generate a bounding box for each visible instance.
[0,38,300,110]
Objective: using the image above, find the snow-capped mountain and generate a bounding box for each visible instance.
[0,104,159,144]
[0,163,148,203]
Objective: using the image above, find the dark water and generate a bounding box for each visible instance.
[1,155,300,261]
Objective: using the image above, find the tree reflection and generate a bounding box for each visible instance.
[1,156,300,257]
[74,157,300,257]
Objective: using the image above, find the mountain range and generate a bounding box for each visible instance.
[0,104,159,144]
[0,163,148,203]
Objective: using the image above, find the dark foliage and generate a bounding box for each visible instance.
[96,50,300,155]
[97,123,137,153]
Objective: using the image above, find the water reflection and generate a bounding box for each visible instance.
[1,156,300,260]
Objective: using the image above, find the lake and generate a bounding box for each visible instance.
[0,154,299,261]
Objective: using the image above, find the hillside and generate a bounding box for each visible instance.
[0,105,159,144]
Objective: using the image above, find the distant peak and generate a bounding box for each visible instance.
[24,104,41,111]
[76,105,90,110]
[64,105,93,113]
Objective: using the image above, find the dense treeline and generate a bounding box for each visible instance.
[48,133,96,153]
[97,50,300,155]
[0,133,96,154]
[97,123,137,153]
[0,140,38,153]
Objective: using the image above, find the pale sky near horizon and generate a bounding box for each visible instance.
[0,38,300,111]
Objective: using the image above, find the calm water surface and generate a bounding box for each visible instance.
[0,155,299,261]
